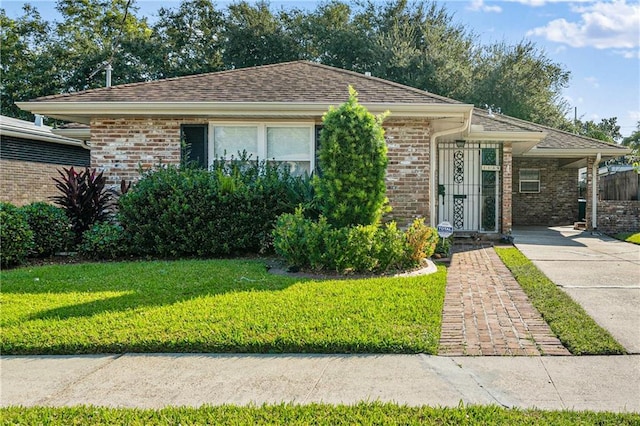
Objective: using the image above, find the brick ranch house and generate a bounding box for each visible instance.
[0,114,90,206]
[17,61,630,234]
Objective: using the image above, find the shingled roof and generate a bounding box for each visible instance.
[472,108,629,152]
[31,61,460,105]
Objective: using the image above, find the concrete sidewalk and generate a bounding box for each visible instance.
[513,226,640,354]
[1,353,639,413]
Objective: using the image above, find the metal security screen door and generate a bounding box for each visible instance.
[438,142,501,232]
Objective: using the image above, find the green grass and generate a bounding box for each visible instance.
[495,248,626,355]
[2,403,638,425]
[613,231,640,245]
[0,259,446,355]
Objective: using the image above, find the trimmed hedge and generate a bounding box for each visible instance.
[0,202,34,268]
[79,222,129,260]
[273,210,437,274]
[20,202,72,257]
[118,159,311,257]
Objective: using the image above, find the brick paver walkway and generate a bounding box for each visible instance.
[439,245,570,356]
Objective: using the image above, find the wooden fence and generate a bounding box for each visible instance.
[599,170,640,201]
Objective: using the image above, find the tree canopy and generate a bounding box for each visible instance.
[0,0,607,132]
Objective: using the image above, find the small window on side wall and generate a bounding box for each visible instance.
[519,169,540,193]
[181,124,208,169]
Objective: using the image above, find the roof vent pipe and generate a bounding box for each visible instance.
[34,114,43,127]
[364,71,371,77]
[106,63,112,87]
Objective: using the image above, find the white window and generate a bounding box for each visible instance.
[213,126,258,160]
[519,169,540,193]
[209,123,313,175]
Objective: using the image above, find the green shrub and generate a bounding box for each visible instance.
[405,218,439,262]
[272,208,314,269]
[273,213,425,274]
[434,235,453,258]
[78,222,129,260]
[0,202,34,268]
[20,202,72,257]
[51,167,112,245]
[119,158,309,258]
[314,86,389,228]
[376,222,411,271]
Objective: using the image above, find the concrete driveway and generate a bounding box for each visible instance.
[512,226,640,354]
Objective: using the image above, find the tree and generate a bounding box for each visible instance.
[0,7,57,120]
[1,0,155,122]
[305,1,377,73]
[622,122,640,169]
[371,0,475,100]
[561,117,622,143]
[313,87,389,228]
[151,0,225,78]
[468,41,570,127]
[223,1,302,69]
[52,0,155,92]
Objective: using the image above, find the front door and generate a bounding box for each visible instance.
[438,142,501,233]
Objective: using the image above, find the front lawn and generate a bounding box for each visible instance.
[495,247,626,355]
[613,231,640,245]
[2,403,638,425]
[0,259,446,355]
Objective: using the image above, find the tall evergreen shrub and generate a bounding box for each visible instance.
[313,86,389,228]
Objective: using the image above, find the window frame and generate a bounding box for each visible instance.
[519,168,541,193]
[180,124,208,169]
[208,122,315,172]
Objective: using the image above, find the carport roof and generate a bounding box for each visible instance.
[472,108,630,155]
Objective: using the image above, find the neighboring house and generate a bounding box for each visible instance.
[17,61,630,233]
[0,114,90,206]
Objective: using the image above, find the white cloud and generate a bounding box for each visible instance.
[629,110,640,121]
[614,49,640,58]
[512,0,599,6]
[468,0,502,13]
[584,76,600,88]
[526,1,640,50]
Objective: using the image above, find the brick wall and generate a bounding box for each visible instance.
[90,116,432,226]
[383,118,431,226]
[0,159,67,206]
[512,157,579,226]
[90,117,204,184]
[597,201,640,234]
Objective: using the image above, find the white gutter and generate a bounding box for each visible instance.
[429,114,472,227]
[522,147,631,157]
[16,101,473,124]
[0,126,88,149]
[592,152,601,230]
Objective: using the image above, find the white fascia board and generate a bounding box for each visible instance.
[465,131,545,155]
[51,127,91,141]
[0,126,88,148]
[466,131,546,142]
[522,147,632,158]
[17,101,473,122]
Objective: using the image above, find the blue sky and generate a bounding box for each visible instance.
[3,0,639,138]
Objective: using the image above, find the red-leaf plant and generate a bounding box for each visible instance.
[51,167,112,245]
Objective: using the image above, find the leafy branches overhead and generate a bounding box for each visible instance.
[3,0,574,128]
